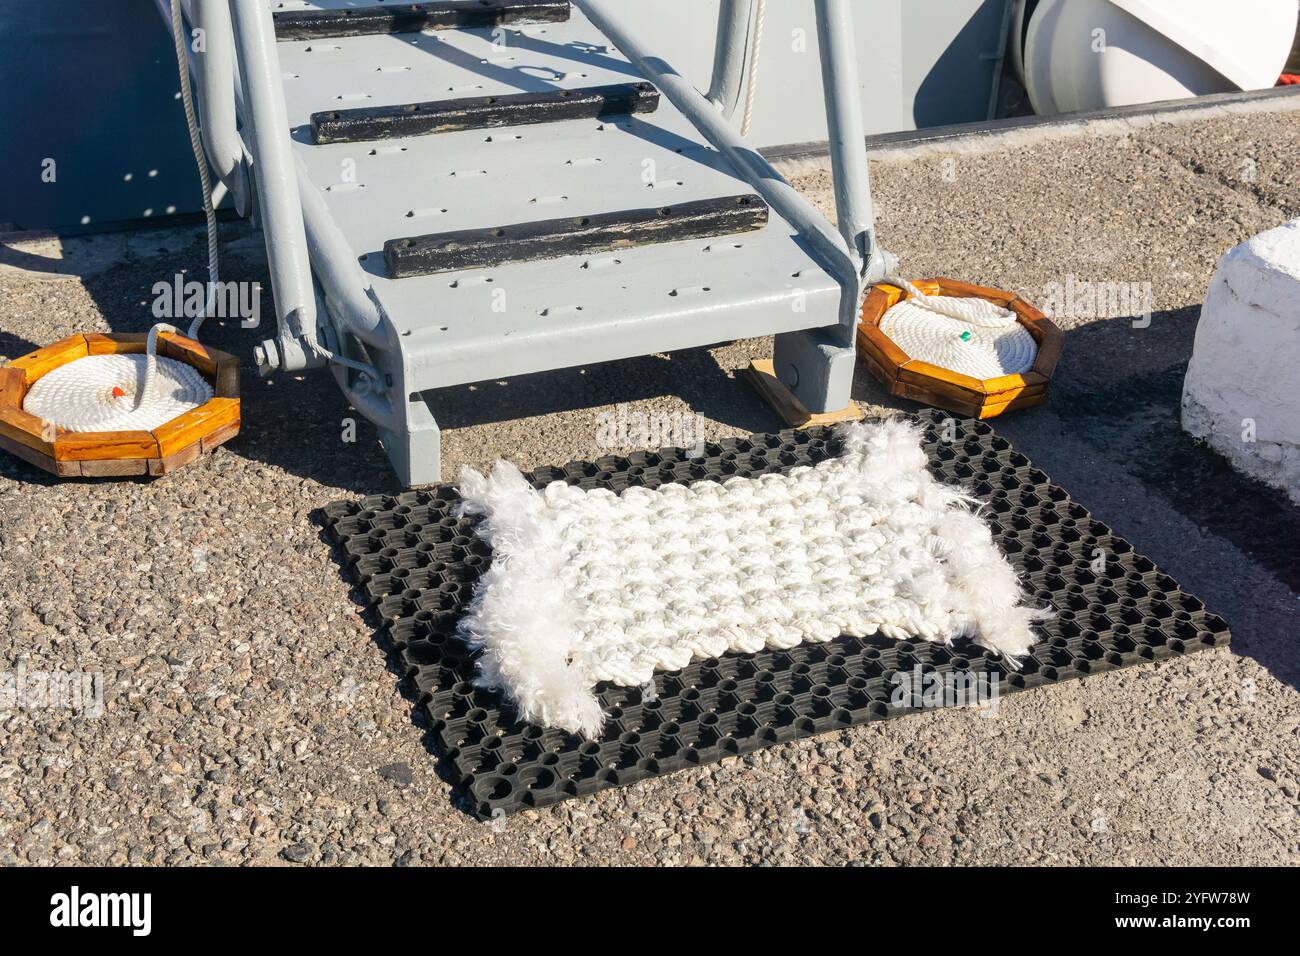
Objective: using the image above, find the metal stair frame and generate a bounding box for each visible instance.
[166,0,886,486]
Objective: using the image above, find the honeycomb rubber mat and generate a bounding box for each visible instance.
[320,409,1230,818]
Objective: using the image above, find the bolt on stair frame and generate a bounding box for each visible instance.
[168,0,887,485]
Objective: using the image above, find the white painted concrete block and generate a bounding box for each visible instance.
[1182,219,1300,503]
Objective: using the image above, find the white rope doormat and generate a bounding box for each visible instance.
[455,419,1048,736]
[881,277,1038,380]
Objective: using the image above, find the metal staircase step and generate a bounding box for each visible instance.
[312,82,659,144]
[273,1,843,390]
[384,195,768,277]
[367,220,840,393]
[294,119,840,390]
[273,0,570,40]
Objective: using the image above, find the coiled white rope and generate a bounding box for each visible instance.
[740,0,766,137]
[170,0,219,338]
[23,324,213,433]
[880,276,1038,380]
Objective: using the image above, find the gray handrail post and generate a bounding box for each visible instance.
[192,0,250,215]
[294,155,388,349]
[226,0,316,344]
[707,0,755,118]
[154,0,249,213]
[814,0,881,282]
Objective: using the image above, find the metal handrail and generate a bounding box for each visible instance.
[707,0,756,118]
[294,155,388,349]
[815,0,877,272]
[154,0,248,213]
[573,0,882,326]
[227,0,315,340]
[192,0,250,216]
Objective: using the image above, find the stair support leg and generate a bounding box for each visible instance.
[380,392,442,487]
[772,327,856,415]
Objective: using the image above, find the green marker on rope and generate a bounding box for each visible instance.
[959,330,972,342]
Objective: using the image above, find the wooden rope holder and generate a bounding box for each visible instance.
[857,278,1064,420]
[0,332,240,478]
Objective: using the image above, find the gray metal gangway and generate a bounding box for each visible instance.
[163,0,887,484]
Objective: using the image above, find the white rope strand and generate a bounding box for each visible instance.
[170,0,220,339]
[139,323,181,408]
[740,0,766,137]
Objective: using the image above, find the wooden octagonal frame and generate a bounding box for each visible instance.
[0,332,240,478]
[857,278,1064,420]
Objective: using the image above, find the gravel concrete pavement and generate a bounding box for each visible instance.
[1,107,1297,866]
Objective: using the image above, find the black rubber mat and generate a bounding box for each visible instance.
[320,409,1230,818]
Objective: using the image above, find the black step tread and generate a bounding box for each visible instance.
[320,409,1231,819]
[274,0,571,40]
[384,194,769,278]
[311,82,659,145]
